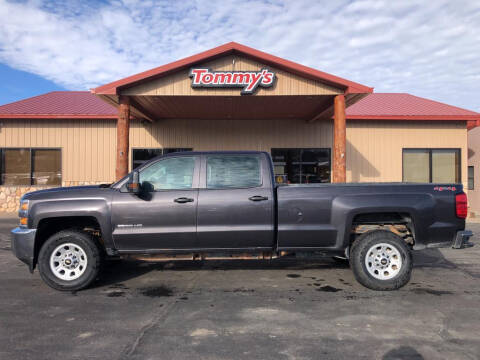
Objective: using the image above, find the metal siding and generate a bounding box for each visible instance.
[468,127,480,213]
[0,119,116,183]
[347,120,468,189]
[128,118,333,171]
[0,119,468,189]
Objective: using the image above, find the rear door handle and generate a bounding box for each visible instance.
[249,195,269,201]
[174,197,194,203]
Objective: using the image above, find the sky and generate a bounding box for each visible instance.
[0,0,479,111]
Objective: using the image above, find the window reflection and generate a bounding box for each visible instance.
[271,148,331,184]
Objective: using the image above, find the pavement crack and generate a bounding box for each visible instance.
[119,269,204,359]
[120,303,174,359]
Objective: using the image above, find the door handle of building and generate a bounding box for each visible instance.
[174,197,194,203]
[249,195,268,201]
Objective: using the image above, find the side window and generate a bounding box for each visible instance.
[1,148,62,185]
[132,148,193,170]
[207,155,262,189]
[468,166,474,190]
[139,157,196,190]
[403,149,461,183]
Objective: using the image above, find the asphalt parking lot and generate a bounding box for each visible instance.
[1,216,479,360]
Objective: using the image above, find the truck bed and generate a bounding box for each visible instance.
[276,182,464,251]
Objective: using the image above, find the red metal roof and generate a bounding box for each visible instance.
[0,91,479,127]
[346,93,480,120]
[92,42,373,95]
[0,91,116,119]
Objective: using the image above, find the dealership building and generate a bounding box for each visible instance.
[0,42,479,213]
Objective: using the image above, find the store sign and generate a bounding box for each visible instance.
[189,68,276,95]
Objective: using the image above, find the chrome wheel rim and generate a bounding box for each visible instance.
[365,243,402,280]
[49,243,88,281]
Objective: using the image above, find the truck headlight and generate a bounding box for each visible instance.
[19,199,29,227]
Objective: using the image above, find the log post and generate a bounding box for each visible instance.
[332,94,346,183]
[116,96,130,180]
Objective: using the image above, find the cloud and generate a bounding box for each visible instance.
[0,0,479,110]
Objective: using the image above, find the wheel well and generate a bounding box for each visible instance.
[351,212,415,247]
[34,216,103,268]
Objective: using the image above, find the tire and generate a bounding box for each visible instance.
[38,230,102,291]
[350,230,412,291]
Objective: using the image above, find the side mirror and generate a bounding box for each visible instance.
[127,171,141,194]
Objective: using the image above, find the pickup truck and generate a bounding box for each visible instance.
[11,151,473,291]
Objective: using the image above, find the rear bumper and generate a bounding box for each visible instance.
[11,227,36,272]
[452,230,474,249]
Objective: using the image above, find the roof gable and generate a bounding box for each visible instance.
[121,53,343,97]
[92,42,373,95]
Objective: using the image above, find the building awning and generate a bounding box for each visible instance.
[90,42,373,123]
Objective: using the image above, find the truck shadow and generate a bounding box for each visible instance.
[94,248,456,289]
[382,346,424,360]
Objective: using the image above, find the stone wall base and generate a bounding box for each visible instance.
[0,181,108,213]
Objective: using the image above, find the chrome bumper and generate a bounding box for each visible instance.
[452,230,474,249]
[11,227,37,272]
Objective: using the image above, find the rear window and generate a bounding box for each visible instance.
[206,155,262,189]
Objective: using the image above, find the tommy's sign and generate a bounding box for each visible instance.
[189,68,276,95]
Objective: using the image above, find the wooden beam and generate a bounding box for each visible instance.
[128,96,155,122]
[307,96,334,123]
[308,93,368,123]
[308,106,333,123]
[332,94,346,183]
[116,96,130,180]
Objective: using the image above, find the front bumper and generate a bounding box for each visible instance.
[452,230,474,249]
[11,227,37,272]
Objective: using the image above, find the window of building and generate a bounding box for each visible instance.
[206,155,262,189]
[0,148,61,185]
[468,166,474,190]
[139,156,196,190]
[403,149,460,183]
[132,148,192,169]
[271,148,331,184]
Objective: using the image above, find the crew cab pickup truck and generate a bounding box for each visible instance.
[11,151,473,291]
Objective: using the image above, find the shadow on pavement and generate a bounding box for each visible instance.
[412,248,457,269]
[383,346,424,360]
[94,257,350,288]
[94,247,457,289]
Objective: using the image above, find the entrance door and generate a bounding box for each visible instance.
[111,155,200,251]
[196,154,275,249]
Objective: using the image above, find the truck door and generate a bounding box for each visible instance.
[196,154,275,249]
[111,155,200,251]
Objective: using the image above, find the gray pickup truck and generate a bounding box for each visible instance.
[11,151,473,291]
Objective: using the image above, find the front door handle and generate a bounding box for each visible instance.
[249,195,269,201]
[174,197,194,203]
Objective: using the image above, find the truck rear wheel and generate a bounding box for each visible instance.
[350,230,412,290]
[38,230,102,291]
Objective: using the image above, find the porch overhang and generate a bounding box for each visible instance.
[92,42,373,181]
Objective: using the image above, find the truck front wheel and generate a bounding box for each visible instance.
[350,230,412,290]
[38,230,102,291]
